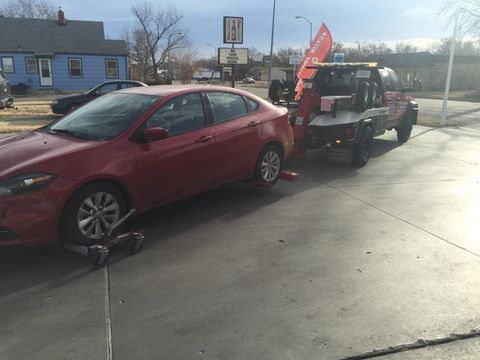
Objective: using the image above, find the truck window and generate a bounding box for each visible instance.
[387,69,403,91]
[379,69,393,91]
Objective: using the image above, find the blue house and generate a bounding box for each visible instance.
[0,9,128,91]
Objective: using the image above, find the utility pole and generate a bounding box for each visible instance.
[440,15,458,127]
[267,0,276,87]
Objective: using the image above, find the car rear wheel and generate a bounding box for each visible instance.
[61,182,127,245]
[352,126,373,167]
[255,144,283,185]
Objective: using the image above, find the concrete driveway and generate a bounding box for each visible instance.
[1,125,480,360]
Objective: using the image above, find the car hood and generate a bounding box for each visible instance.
[55,93,85,103]
[0,131,99,180]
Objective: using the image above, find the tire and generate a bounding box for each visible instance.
[352,126,374,167]
[356,81,370,112]
[61,182,127,245]
[254,144,284,185]
[396,112,413,143]
[367,82,378,108]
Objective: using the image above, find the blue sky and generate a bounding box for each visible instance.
[7,0,454,56]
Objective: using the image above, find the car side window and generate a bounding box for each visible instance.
[244,96,259,113]
[207,92,248,123]
[97,83,119,95]
[380,69,393,92]
[388,70,403,91]
[121,82,141,89]
[147,93,205,137]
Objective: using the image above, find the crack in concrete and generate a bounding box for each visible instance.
[328,185,480,260]
[339,328,480,359]
[104,265,114,360]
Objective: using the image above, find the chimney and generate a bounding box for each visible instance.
[58,7,66,25]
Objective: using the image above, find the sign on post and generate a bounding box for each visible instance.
[289,55,302,65]
[218,48,248,65]
[333,52,345,63]
[223,17,244,44]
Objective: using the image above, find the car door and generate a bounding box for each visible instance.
[133,92,215,206]
[379,69,401,126]
[206,91,263,184]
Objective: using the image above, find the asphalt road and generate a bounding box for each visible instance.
[1,125,480,360]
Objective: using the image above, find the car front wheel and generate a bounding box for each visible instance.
[396,112,413,143]
[61,182,127,245]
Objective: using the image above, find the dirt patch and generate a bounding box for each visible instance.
[0,115,56,134]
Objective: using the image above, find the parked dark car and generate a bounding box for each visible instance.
[0,85,293,247]
[0,69,14,109]
[50,80,147,114]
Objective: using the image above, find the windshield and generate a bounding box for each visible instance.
[49,93,159,140]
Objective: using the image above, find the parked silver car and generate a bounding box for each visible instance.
[0,69,14,109]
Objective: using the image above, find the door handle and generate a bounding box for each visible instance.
[248,120,261,127]
[195,135,213,143]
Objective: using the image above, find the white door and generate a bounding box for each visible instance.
[39,58,53,86]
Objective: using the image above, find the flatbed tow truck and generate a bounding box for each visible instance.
[284,63,418,166]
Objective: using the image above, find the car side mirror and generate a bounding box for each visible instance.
[143,127,168,142]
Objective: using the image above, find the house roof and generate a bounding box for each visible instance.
[0,17,127,56]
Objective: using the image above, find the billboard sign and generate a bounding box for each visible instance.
[218,48,248,65]
[224,16,243,44]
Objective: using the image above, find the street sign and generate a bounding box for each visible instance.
[263,55,271,65]
[333,52,345,63]
[289,54,302,65]
[218,48,248,65]
[253,54,264,62]
[223,16,244,44]
[223,66,232,72]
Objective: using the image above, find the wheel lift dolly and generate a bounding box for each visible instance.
[64,209,144,269]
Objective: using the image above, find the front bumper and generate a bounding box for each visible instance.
[0,96,14,109]
[0,176,77,247]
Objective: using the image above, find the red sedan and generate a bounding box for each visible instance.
[0,85,293,246]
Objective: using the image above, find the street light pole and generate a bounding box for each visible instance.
[295,15,313,47]
[440,15,458,127]
[267,0,276,87]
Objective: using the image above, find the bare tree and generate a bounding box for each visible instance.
[395,42,418,53]
[442,0,480,39]
[131,2,187,82]
[430,37,480,55]
[0,0,56,19]
[171,45,198,84]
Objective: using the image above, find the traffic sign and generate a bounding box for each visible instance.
[289,55,302,65]
[333,52,345,63]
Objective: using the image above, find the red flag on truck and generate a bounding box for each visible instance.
[294,23,333,100]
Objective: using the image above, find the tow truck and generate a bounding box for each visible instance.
[286,63,418,166]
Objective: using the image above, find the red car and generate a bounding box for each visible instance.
[0,85,293,247]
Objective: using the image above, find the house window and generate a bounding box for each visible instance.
[1,57,14,73]
[68,58,83,77]
[25,57,38,74]
[105,59,119,79]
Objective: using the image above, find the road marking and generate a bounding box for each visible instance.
[104,265,113,360]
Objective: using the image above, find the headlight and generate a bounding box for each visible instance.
[52,99,59,105]
[0,173,56,197]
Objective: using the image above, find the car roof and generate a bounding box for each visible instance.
[115,84,259,98]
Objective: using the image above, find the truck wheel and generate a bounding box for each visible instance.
[356,81,369,112]
[352,126,373,167]
[396,112,413,143]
